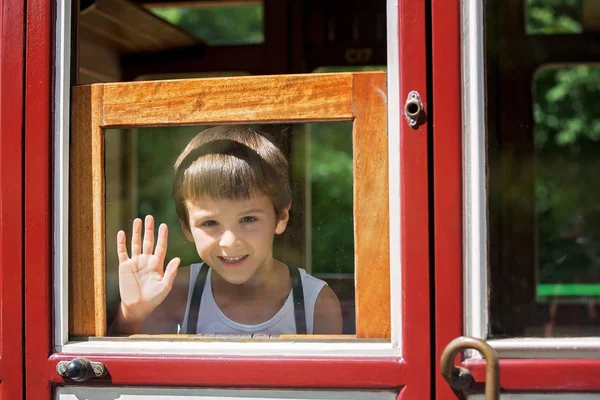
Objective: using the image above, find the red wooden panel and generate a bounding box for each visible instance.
[47,355,408,388]
[24,0,53,396]
[431,0,463,399]
[468,359,600,391]
[397,0,431,398]
[0,0,25,397]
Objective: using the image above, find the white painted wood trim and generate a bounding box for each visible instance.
[56,387,398,400]
[461,0,489,341]
[61,339,399,357]
[386,0,402,351]
[54,0,72,351]
[477,338,600,359]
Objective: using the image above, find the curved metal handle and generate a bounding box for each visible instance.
[440,336,499,400]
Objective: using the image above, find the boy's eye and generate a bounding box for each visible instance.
[240,216,257,224]
[201,220,218,227]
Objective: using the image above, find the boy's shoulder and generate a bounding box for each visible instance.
[298,268,328,288]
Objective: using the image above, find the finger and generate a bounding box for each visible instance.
[142,215,155,255]
[116,230,129,264]
[162,257,181,291]
[154,223,168,261]
[131,218,142,257]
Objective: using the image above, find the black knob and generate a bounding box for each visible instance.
[57,358,107,382]
[65,358,91,381]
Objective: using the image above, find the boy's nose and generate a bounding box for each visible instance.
[219,230,240,247]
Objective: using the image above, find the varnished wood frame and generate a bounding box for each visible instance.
[70,71,389,338]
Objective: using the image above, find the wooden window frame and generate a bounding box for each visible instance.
[69,71,389,338]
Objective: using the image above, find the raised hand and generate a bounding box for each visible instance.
[116,215,181,325]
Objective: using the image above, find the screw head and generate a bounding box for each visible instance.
[57,363,67,376]
[93,364,105,377]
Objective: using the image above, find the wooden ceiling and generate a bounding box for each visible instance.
[80,0,205,54]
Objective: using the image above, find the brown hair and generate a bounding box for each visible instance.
[173,125,292,229]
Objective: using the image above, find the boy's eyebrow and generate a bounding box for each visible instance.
[189,210,217,219]
[239,207,267,215]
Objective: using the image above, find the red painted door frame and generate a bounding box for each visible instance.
[0,0,25,397]
[431,0,463,398]
[24,0,431,399]
[432,0,600,397]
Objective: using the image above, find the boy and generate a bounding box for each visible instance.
[111,125,343,335]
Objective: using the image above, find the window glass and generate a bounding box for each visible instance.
[526,0,582,35]
[486,62,600,337]
[533,65,600,337]
[150,4,264,45]
[104,123,357,337]
[486,0,600,338]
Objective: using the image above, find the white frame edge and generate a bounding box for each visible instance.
[55,0,72,351]
[56,387,397,399]
[61,340,397,357]
[387,0,402,350]
[461,0,489,341]
[485,337,600,359]
[54,0,403,354]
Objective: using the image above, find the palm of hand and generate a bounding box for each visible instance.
[117,216,180,321]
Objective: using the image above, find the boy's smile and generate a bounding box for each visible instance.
[182,194,290,286]
[219,254,248,265]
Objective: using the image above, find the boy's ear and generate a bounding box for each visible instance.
[180,220,194,242]
[275,203,292,235]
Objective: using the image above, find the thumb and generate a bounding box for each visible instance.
[162,257,181,291]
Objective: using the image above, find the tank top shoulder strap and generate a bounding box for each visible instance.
[185,263,209,334]
[288,265,306,334]
[185,264,307,334]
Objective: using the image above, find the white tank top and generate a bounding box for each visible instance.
[181,263,327,335]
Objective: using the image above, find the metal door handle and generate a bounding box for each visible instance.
[56,357,107,382]
[440,336,499,400]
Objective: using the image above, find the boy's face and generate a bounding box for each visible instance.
[182,194,290,285]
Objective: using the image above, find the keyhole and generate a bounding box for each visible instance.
[405,101,420,117]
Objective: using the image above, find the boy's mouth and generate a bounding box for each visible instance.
[218,255,249,265]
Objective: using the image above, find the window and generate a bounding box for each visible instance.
[69,72,391,340]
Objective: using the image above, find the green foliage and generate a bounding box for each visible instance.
[529,2,600,286]
[534,65,600,284]
[135,126,202,268]
[151,5,263,45]
[526,0,582,34]
[308,123,354,275]
[535,66,600,150]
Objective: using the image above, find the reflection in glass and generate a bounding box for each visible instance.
[533,66,600,337]
[150,4,264,45]
[104,124,356,336]
[486,0,600,338]
[526,0,582,35]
